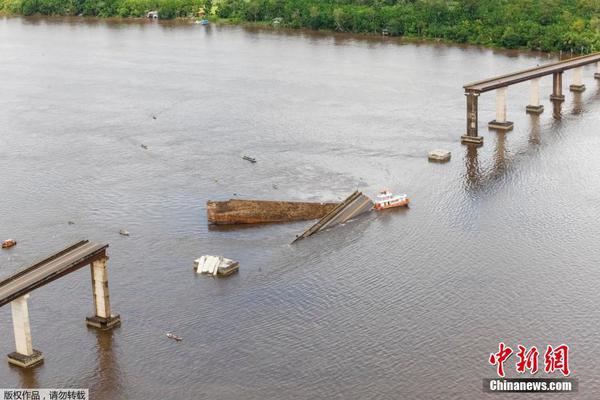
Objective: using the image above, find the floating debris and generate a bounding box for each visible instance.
[166,332,183,341]
[428,149,451,163]
[152,115,157,120]
[141,144,148,150]
[2,239,17,249]
[194,255,239,277]
[119,229,130,236]
[242,155,257,163]
[207,199,339,225]
[272,184,278,189]
[68,221,75,225]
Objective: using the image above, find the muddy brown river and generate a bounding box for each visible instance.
[1,16,599,399]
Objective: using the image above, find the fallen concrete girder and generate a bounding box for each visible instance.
[292,191,374,243]
[207,199,339,225]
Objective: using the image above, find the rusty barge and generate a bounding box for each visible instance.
[206,199,339,225]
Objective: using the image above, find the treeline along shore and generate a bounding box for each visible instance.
[1,0,600,53]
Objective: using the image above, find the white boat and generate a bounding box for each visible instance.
[374,189,409,210]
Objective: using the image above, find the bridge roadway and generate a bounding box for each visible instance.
[464,52,600,93]
[0,240,108,307]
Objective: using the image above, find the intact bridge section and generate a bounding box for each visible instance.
[461,52,600,146]
[0,240,120,368]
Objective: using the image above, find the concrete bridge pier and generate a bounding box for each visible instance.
[570,67,586,92]
[85,257,121,330]
[488,87,514,131]
[595,63,600,80]
[526,78,544,114]
[550,72,565,102]
[461,92,483,145]
[7,295,43,368]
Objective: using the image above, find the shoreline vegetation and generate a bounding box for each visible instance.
[1,1,600,54]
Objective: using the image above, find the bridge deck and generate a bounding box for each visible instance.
[0,240,107,307]
[464,53,600,93]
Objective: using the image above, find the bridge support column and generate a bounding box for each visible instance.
[526,78,544,114]
[86,257,120,330]
[550,72,565,102]
[570,66,586,92]
[7,294,43,368]
[489,87,514,131]
[595,63,600,80]
[461,92,483,145]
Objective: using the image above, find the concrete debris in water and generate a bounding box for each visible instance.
[2,239,17,249]
[207,199,339,225]
[119,229,130,236]
[194,255,239,276]
[428,149,451,162]
[293,191,374,243]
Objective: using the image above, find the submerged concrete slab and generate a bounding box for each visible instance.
[293,191,373,243]
[428,149,451,163]
[194,256,239,277]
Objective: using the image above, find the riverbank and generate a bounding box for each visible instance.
[2,0,599,54]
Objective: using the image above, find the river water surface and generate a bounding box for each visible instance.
[1,17,600,400]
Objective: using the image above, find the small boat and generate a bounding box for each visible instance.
[2,239,17,249]
[374,189,409,210]
[166,332,183,341]
[242,155,257,163]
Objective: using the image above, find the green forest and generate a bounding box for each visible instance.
[2,0,600,52]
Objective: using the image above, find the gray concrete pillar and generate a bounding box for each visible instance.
[550,72,565,102]
[86,257,121,330]
[526,78,544,114]
[489,87,514,131]
[461,91,483,145]
[570,66,586,92]
[7,294,44,368]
